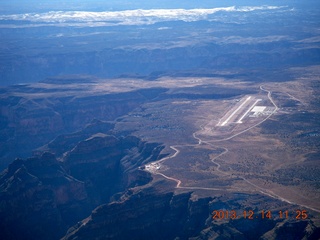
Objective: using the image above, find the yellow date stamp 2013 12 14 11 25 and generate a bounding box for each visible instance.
[212,210,308,220]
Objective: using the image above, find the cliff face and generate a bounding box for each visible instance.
[0,83,167,170]
[0,128,165,240]
[46,120,114,157]
[63,186,212,240]
[63,133,164,204]
[63,187,320,240]
[0,152,90,240]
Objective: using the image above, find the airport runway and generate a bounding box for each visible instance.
[217,96,261,126]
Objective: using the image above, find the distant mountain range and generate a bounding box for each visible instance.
[0,3,319,85]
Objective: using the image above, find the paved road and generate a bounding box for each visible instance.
[144,85,320,213]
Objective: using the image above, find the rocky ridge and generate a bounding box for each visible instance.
[0,125,165,239]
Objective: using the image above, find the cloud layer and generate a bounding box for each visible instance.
[0,5,287,27]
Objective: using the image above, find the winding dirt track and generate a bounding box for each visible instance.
[145,86,320,213]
